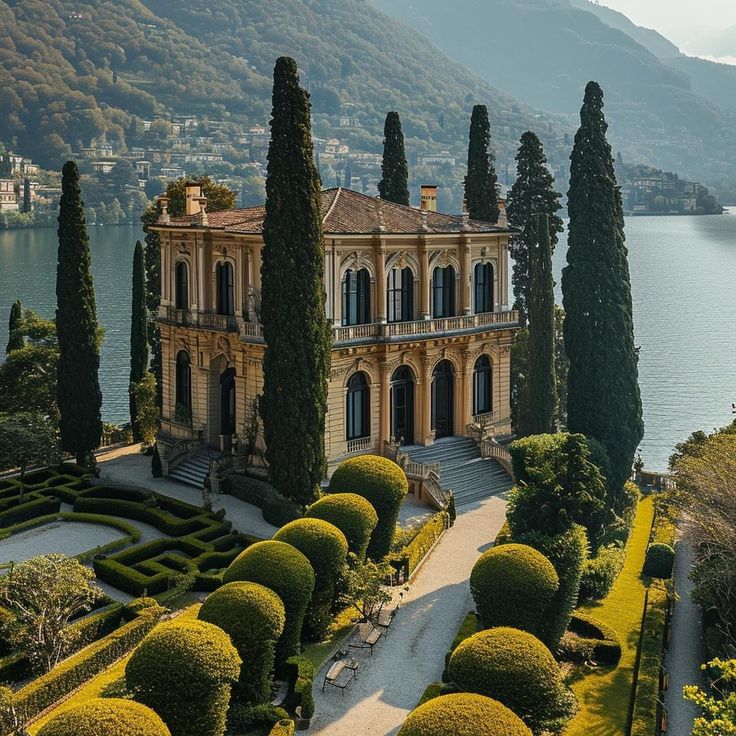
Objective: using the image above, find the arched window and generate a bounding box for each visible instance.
[474,262,494,314]
[175,261,189,310]
[346,372,370,441]
[175,351,191,415]
[391,366,414,444]
[342,268,371,326]
[387,267,414,322]
[432,265,456,318]
[473,355,493,416]
[216,262,234,316]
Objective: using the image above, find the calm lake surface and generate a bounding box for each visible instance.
[0,214,734,471]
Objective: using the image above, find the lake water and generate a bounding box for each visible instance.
[0,215,734,471]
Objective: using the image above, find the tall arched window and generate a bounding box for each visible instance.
[473,355,493,416]
[346,372,370,440]
[342,268,371,326]
[175,261,189,310]
[474,262,494,314]
[432,265,456,318]
[175,351,191,415]
[391,366,414,444]
[387,267,414,323]
[216,262,234,316]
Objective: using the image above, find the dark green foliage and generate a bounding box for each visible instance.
[284,655,315,719]
[447,492,456,525]
[226,704,290,735]
[510,328,529,435]
[22,178,31,214]
[129,241,148,440]
[260,57,331,508]
[305,493,378,561]
[561,612,622,665]
[578,545,625,601]
[469,544,558,636]
[562,82,643,504]
[198,581,285,704]
[151,445,162,478]
[643,543,674,579]
[0,153,11,179]
[447,628,575,734]
[37,698,171,736]
[442,612,481,682]
[6,300,22,354]
[506,132,563,326]
[398,693,532,736]
[55,161,102,465]
[464,105,499,222]
[223,540,315,667]
[224,474,303,526]
[377,112,410,206]
[125,619,240,736]
[553,307,568,429]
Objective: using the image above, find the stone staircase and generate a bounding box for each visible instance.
[403,436,513,508]
[168,450,210,489]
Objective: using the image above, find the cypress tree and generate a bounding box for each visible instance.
[261,57,331,507]
[377,112,409,206]
[464,105,499,222]
[506,132,563,326]
[56,160,102,466]
[6,300,22,354]
[129,241,148,440]
[22,178,31,214]
[562,82,643,504]
[523,214,556,436]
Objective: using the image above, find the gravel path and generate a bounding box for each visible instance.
[310,494,508,736]
[663,531,706,735]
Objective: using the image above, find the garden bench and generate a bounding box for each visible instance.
[322,658,358,693]
[374,604,398,636]
[348,623,383,655]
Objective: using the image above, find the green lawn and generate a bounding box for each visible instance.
[563,494,655,736]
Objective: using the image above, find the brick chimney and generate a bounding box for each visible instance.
[185,182,202,216]
[420,184,438,212]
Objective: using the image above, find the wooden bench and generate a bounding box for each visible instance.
[322,658,358,693]
[374,605,398,636]
[348,623,383,655]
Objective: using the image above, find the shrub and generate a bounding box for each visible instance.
[442,612,480,682]
[273,518,348,640]
[398,693,532,736]
[151,446,162,478]
[562,613,622,665]
[391,512,448,579]
[329,455,408,560]
[447,628,576,733]
[37,698,170,736]
[198,581,285,704]
[269,720,295,736]
[643,542,674,579]
[578,544,626,601]
[469,544,558,636]
[284,655,315,719]
[125,619,241,736]
[262,493,303,527]
[227,703,290,734]
[305,493,378,561]
[223,541,315,667]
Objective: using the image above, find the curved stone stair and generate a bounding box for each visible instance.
[169,450,210,489]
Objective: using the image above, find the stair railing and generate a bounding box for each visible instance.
[479,438,515,481]
[396,451,448,510]
[165,438,200,465]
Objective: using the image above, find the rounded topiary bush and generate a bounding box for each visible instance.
[223,540,315,666]
[397,693,532,736]
[328,455,408,560]
[305,493,378,561]
[37,698,171,736]
[643,542,674,579]
[448,627,575,733]
[470,544,559,636]
[273,518,348,641]
[125,619,241,736]
[198,581,285,703]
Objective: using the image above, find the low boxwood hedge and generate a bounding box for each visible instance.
[560,612,622,665]
[0,494,60,527]
[224,473,303,527]
[391,512,449,580]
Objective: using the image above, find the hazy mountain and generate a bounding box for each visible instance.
[665,56,736,113]
[694,24,736,59]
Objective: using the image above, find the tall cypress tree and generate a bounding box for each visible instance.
[377,112,410,206]
[6,300,22,354]
[464,105,499,222]
[506,132,563,326]
[261,57,331,507]
[129,241,148,440]
[562,82,643,504]
[22,178,31,214]
[56,160,102,466]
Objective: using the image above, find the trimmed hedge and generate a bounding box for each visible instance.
[328,455,408,560]
[391,512,448,580]
[643,543,674,579]
[269,720,296,736]
[559,613,622,665]
[223,541,315,667]
[37,697,171,736]
[227,704,290,734]
[305,493,378,561]
[283,655,315,719]
[469,544,558,636]
[126,619,241,736]
[398,693,532,736]
[578,544,626,602]
[447,627,575,733]
[198,581,285,704]
[0,494,60,527]
[224,473,302,527]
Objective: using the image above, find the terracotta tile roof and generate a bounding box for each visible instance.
[161,188,511,235]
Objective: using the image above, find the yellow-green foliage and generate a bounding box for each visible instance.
[126,619,241,736]
[305,493,378,560]
[398,693,532,736]
[470,544,559,636]
[223,540,315,665]
[269,719,295,736]
[329,455,408,560]
[198,581,285,704]
[402,512,448,576]
[37,698,170,736]
[448,627,573,733]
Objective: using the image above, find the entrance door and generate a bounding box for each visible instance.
[220,367,236,439]
[391,366,414,445]
[432,361,454,438]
